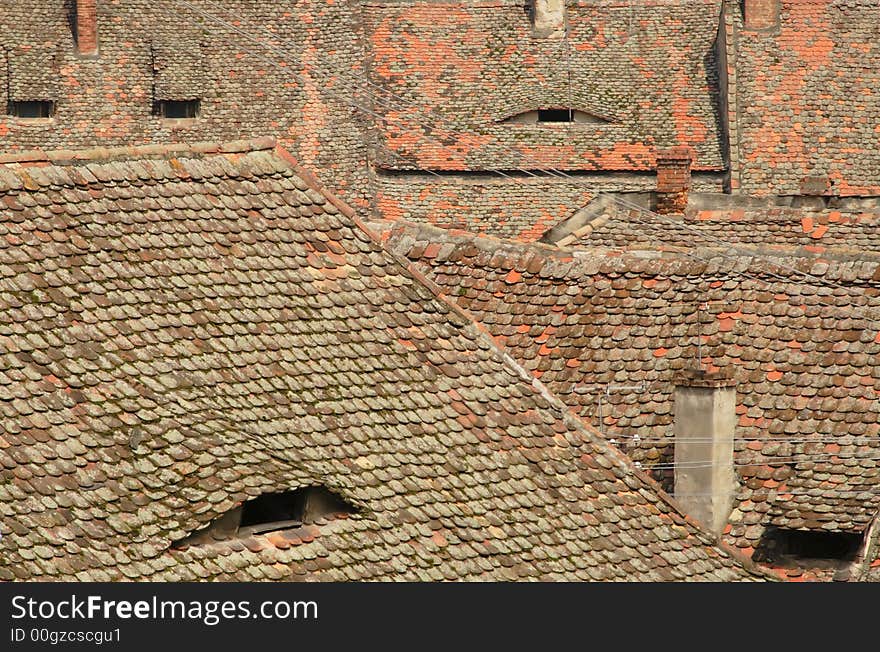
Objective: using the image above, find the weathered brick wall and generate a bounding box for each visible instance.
[375,172,724,241]
[0,1,371,206]
[732,0,880,197]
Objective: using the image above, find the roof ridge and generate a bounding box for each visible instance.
[380,220,880,284]
[0,137,279,167]
[377,219,574,261]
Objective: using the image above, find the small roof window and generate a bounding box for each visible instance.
[171,486,356,548]
[501,108,611,124]
[154,99,201,120]
[8,101,56,120]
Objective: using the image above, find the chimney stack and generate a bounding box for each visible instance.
[76,0,99,56]
[655,146,694,214]
[673,369,737,536]
[531,0,566,39]
[743,0,780,31]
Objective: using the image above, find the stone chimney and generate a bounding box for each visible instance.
[743,0,780,31]
[673,369,737,536]
[531,0,566,39]
[76,0,99,56]
[655,147,694,214]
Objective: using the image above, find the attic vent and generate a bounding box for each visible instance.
[754,527,864,568]
[502,108,610,125]
[171,486,356,548]
[8,101,55,119]
[154,99,200,120]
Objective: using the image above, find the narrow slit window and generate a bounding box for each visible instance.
[501,108,611,125]
[154,99,201,119]
[8,101,56,119]
[538,108,573,123]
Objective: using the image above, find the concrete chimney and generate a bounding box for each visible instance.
[743,0,780,31]
[655,147,694,214]
[76,0,99,56]
[532,0,566,39]
[673,369,737,536]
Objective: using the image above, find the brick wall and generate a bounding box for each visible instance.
[376,171,724,241]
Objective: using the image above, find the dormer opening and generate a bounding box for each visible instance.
[753,527,864,569]
[501,108,611,125]
[171,486,356,548]
[239,487,353,534]
[539,108,574,123]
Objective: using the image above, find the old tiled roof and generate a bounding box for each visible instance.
[543,196,880,256]
[730,0,880,196]
[0,1,370,205]
[379,221,880,559]
[365,0,725,172]
[0,139,763,581]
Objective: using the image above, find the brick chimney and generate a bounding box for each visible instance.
[673,369,737,536]
[655,147,694,214]
[743,0,780,30]
[76,0,99,56]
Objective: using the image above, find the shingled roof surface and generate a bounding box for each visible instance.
[380,222,880,559]
[0,140,763,581]
[0,0,370,205]
[546,198,880,257]
[365,0,725,172]
[730,0,880,196]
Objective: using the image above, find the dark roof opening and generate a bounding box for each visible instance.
[8,101,56,119]
[754,527,864,569]
[239,487,353,534]
[538,108,574,123]
[501,108,611,125]
[154,99,200,120]
[171,486,356,548]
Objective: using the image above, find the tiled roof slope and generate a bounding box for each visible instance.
[364,0,725,172]
[0,140,762,581]
[380,222,880,557]
[730,0,880,196]
[547,198,880,256]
